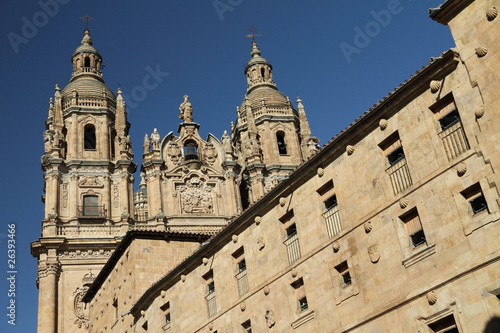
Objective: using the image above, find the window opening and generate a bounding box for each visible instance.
[84,125,96,150]
[276,131,287,155]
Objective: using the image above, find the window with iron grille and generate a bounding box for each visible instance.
[280,210,301,264]
[160,302,171,332]
[431,93,469,161]
[323,194,342,238]
[379,131,412,195]
[232,247,249,296]
[203,270,217,318]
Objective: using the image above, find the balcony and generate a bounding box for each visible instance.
[323,205,342,238]
[283,232,301,264]
[438,120,469,160]
[78,205,106,219]
[386,157,412,195]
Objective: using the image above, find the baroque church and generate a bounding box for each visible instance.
[32,0,500,332]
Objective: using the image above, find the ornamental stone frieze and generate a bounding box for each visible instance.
[78,175,104,188]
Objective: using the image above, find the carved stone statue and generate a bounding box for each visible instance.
[204,142,217,165]
[221,130,233,153]
[179,95,193,122]
[167,142,182,164]
[143,134,150,154]
[150,128,161,150]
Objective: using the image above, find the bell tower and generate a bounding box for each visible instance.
[232,40,318,207]
[31,29,136,333]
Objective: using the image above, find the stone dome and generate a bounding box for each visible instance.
[61,78,115,100]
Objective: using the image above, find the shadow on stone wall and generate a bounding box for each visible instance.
[484,316,500,333]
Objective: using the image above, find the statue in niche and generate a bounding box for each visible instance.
[203,142,217,165]
[43,129,63,154]
[150,128,161,150]
[143,134,150,154]
[307,137,320,152]
[167,142,182,164]
[179,95,193,122]
[179,177,213,214]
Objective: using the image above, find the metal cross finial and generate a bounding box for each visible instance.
[246,26,262,40]
[80,15,94,30]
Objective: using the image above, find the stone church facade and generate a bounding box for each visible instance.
[32,0,500,332]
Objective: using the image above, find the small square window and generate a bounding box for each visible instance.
[400,208,427,248]
[291,278,308,311]
[428,314,460,333]
[438,109,460,130]
[242,319,252,333]
[335,261,352,287]
[298,296,309,311]
[324,195,338,210]
[387,146,405,166]
[461,183,489,215]
[286,223,297,238]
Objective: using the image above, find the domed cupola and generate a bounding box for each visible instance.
[60,29,116,112]
[244,40,277,93]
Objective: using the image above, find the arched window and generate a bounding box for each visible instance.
[84,56,91,67]
[84,124,96,150]
[83,195,98,216]
[260,67,265,78]
[184,140,198,160]
[276,131,287,155]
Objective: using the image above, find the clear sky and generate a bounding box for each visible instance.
[0,1,454,332]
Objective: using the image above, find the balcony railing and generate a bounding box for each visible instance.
[386,157,412,195]
[283,232,301,264]
[235,269,249,296]
[78,205,106,219]
[438,120,469,160]
[205,291,217,317]
[323,205,342,238]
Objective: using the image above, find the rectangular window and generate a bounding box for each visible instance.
[204,270,217,318]
[428,314,460,333]
[291,278,308,312]
[232,247,249,296]
[379,131,412,195]
[83,195,99,217]
[160,302,171,332]
[334,261,352,287]
[400,208,426,248]
[461,183,489,215]
[431,94,469,161]
[242,319,252,333]
[281,211,301,264]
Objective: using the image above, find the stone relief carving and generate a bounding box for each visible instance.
[265,309,276,328]
[73,272,95,329]
[113,185,119,208]
[79,175,104,188]
[368,244,380,263]
[43,129,64,155]
[167,142,182,164]
[62,183,68,208]
[203,142,218,166]
[178,177,214,214]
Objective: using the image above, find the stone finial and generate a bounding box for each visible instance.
[475,46,488,57]
[364,221,373,233]
[475,108,485,119]
[426,290,437,305]
[399,198,409,209]
[456,163,467,176]
[486,7,498,21]
[430,80,441,93]
[379,119,388,130]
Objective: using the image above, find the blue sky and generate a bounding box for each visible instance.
[0,1,454,332]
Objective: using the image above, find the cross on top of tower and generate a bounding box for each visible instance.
[80,15,94,30]
[246,26,262,40]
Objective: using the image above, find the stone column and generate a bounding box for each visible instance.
[37,260,60,333]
